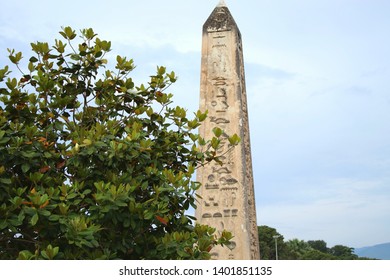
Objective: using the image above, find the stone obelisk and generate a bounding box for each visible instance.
[196,1,260,260]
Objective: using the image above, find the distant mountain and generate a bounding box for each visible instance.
[355,243,390,260]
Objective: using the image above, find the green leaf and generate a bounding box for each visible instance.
[52,246,59,257]
[44,151,52,158]
[0,220,8,230]
[83,28,95,40]
[21,163,30,173]
[41,250,49,259]
[157,66,166,75]
[21,151,38,158]
[187,119,199,129]
[0,178,12,184]
[6,77,17,89]
[54,39,66,53]
[144,210,154,220]
[29,56,38,63]
[41,245,59,259]
[66,192,78,199]
[17,250,34,260]
[212,127,223,138]
[18,212,25,224]
[211,137,220,150]
[196,110,208,122]
[228,134,241,146]
[100,40,111,52]
[39,210,51,217]
[30,213,39,226]
[59,203,69,215]
[28,62,35,72]
[83,139,92,146]
[49,215,60,222]
[0,65,10,81]
[9,51,23,64]
[61,26,76,40]
[0,136,10,144]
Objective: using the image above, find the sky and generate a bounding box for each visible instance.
[1,0,389,249]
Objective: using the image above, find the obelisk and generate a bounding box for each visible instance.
[196,1,260,260]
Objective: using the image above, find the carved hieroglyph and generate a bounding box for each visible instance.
[195,2,260,260]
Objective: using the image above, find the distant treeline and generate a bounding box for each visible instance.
[258,225,376,260]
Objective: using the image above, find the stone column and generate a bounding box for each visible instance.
[195,2,260,260]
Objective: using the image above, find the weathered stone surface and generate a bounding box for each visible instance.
[195,3,260,260]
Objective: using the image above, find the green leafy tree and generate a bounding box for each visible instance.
[301,249,337,260]
[302,240,336,260]
[307,240,329,254]
[258,225,287,260]
[0,27,239,259]
[258,225,376,260]
[284,238,312,260]
[329,245,358,260]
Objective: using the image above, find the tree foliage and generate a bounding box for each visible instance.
[329,245,358,260]
[257,225,287,260]
[301,249,337,260]
[284,238,313,260]
[258,226,367,260]
[0,27,238,259]
[307,240,328,254]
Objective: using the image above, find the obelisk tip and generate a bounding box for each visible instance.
[217,0,227,7]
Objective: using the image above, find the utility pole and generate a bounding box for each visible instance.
[273,235,280,260]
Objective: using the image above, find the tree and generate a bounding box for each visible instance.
[329,245,358,260]
[258,225,287,260]
[257,225,375,260]
[0,27,239,259]
[307,240,328,254]
[284,238,312,260]
[301,249,337,260]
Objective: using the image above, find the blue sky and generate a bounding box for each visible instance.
[1,0,389,248]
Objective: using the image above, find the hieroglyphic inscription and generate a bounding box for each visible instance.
[212,34,227,48]
[213,166,231,174]
[204,196,219,207]
[197,3,259,260]
[213,44,227,48]
[202,47,241,232]
[210,117,230,124]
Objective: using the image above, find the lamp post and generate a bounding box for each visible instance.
[273,235,280,260]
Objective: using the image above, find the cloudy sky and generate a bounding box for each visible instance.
[1,0,389,248]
